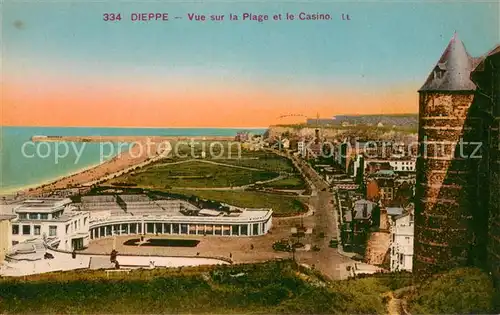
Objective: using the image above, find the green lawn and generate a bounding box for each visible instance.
[408,268,497,314]
[215,152,296,173]
[163,141,256,160]
[107,160,279,188]
[170,188,307,215]
[0,261,393,314]
[261,175,307,190]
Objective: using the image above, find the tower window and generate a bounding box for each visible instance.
[434,69,444,79]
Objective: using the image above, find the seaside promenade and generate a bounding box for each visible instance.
[12,137,179,197]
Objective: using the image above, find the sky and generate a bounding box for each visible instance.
[2,0,499,127]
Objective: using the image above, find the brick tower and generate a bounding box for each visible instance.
[414,33,488,276]
[471,45,500,284]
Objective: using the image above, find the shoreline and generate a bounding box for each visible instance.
[0,161,105,196]
[1,138,173,198]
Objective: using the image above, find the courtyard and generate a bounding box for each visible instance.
[82,211,353,280]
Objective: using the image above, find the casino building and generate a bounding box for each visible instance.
[10,198,90,251]
[5,195,273,254]
[85,195,273,239]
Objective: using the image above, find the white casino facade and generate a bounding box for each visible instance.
[8,195,273,252]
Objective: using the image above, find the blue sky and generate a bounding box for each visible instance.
[4,0,498,87]
[2,0,499,127]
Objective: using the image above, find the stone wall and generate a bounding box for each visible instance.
[414,91,487,276]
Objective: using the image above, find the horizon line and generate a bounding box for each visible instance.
[0,125,271,130]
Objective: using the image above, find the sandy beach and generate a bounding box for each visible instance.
[2,135,239,198]
[9,136,179,197]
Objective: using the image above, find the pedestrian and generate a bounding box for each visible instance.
[229,253,232,258]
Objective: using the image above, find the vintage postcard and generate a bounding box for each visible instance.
[0,0,499,313]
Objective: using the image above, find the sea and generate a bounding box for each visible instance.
[0,126,267,194]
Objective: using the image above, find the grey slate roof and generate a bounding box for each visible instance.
[471,44,500,75]
[353,199,376,220]
[386,207,404,216]
[420,33,477,92]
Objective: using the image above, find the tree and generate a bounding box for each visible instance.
[410,267,495,314]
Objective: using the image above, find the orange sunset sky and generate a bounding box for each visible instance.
[2,80,418,128]
[3,1,497,128]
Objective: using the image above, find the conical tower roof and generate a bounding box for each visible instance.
[419,33,477,92]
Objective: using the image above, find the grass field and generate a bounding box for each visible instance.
[107,160,279,188]
[215,152,296,173]
[170,189,307,215]
[261,175,307,190]
[0,261,397,314]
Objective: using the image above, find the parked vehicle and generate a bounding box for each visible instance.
[329,239,339,248]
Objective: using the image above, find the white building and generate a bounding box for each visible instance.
[365,159,416,172]
[8,195,273,255]
[0,214,16,262]
[389,160,416,172]
[10,198,90,251]
[81,195,273,239]
[281,138,290,149]
[297,140,306,157]
[389,209,414,272]
[352,154,363,178]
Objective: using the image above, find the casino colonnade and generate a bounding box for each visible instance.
[89,217,272,240]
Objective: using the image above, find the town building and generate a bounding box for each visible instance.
[281,138,290,150]
[365,161,392,176]
[352,155,364,179]
[365,159,416,173]
[235,131,252,142]
[341,199,378,252]
[0,215,16,262]
[390,208,415,272]
[335,141,352,172]
[388,160,416,172]
[10,198,90,251]
[365,177,396,205]
[297,139,306,157]
[414,33,499,278]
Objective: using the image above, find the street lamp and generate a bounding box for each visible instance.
[112,229,126,250]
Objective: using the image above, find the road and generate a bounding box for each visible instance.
[275,150,353,279]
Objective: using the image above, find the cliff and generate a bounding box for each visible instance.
[266,125,417,142]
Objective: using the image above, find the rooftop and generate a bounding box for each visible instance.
[374,170,396,177]
[420,33,479,92]
[0,214,16,221]
[14,198,72,213]
[353,199,376,220]
[84,197,272,223]
[386,207,404,216]
[471,44,500,82]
